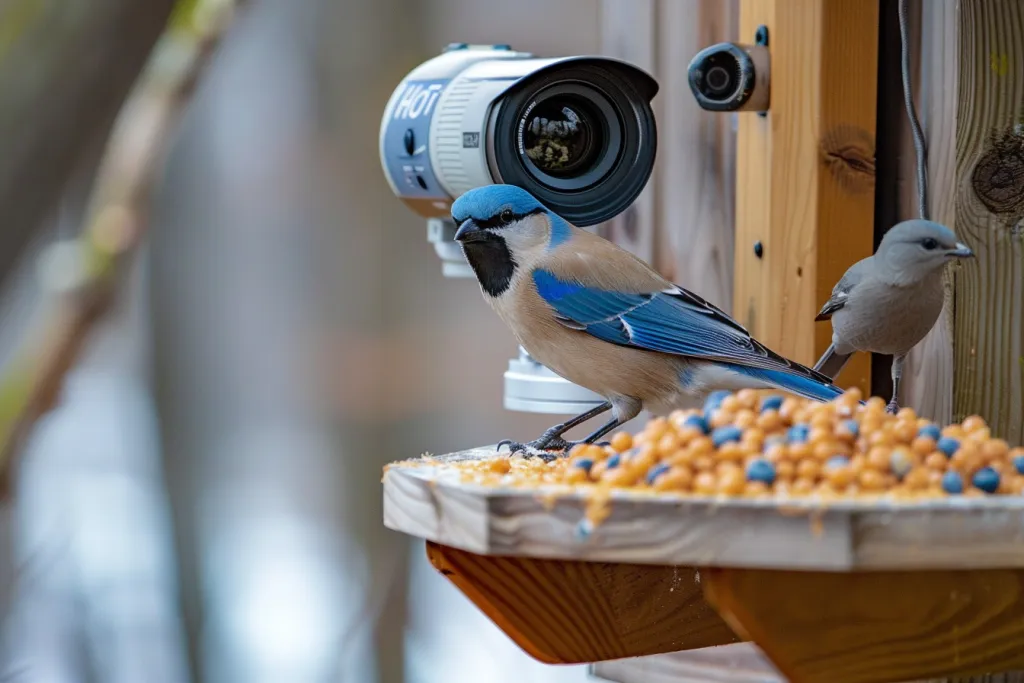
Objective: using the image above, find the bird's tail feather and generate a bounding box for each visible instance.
[813,343,853,379]
[734,366,844,403]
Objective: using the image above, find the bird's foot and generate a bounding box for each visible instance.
[497,437,603,462]
[885,399,900,415]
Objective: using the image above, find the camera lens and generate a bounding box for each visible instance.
[512,83,622,192]
[521,96,603,178]
[700,53,740,100]
[488,60,657,227]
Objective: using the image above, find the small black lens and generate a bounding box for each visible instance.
[705,66,731,94]
[701,53,740,99]
[522,97,603,178]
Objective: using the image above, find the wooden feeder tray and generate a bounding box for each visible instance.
[383,447,1024,683]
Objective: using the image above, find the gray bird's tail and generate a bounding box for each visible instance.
[813,343,853,379]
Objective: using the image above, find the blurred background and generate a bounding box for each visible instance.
[0,1,621,681]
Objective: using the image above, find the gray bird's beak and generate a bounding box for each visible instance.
[947,242,974,258]
[454,219,484,243]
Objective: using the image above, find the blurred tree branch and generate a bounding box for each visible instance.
[0,0,176,293]
[0,0,250,497]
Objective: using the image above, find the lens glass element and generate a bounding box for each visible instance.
[521,96,603,178]
[701,52,740,100]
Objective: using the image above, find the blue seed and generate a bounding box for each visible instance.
[683,415,710,434]
[918,424,942,441]
[841,420,859,437]
[941,470,964,494]
[787,424,810,443]
[1014,455,1024,475]
[890,450,913,479]
[760,395,784,412]
[825,455,850,470]
[712,425,743,448]
[606,453,621,469]
[973,467,1000,494]
[646,463,671,485]
[746,459,776,485]
[937,436,960,458]
[575,458,594,473]
[704,390,731,412]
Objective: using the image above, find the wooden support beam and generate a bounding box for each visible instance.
[598,0,658,264]
[424,542,739,664]
[652,0,738,309]
[733,0,879,395]
[950,0,1024,444]
[703,566,1024,683]
[893,0,959,423]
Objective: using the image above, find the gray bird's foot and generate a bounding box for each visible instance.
[885,399,899,415]
[496,437,608,461]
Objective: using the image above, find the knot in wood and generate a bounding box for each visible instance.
[819,124,876,194]
[971,128,1024,217]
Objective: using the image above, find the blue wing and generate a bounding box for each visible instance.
[532,269,840,395]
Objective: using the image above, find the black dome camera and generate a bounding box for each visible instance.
[687,40,770,113]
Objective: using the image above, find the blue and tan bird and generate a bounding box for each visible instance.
[451,184,844,456]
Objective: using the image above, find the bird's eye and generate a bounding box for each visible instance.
[921,238,939,250]
[500,209,514,223]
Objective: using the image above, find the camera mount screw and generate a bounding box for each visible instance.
[756,26,769,117]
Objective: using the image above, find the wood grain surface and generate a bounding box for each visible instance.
[383,451,1024,571]
[597,0,657,264]
[426,542,738,664]
[733,0,878,395]
[951,0,1024,445]
[653,0,738,308]
[896,0,959,425]
[703,567,1024,683]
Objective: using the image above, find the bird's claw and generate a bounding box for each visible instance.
[496,436,584,462]
[885,400,900,415]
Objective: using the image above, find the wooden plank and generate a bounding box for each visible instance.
[425,542,738,664]
[592,643,783,683]
[652,0,738,309]
[896,0,959,424]
[597,0,657,264]
[703,567,1024,683]
[382,451,1024,571]
[733,0,878,395]
[951,0,1024,445]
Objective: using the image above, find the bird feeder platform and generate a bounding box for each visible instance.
[383,448,1024,683]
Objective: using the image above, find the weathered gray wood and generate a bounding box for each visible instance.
[383,449,1024,571]
[591,647,1024,683]
[591,644,783,683]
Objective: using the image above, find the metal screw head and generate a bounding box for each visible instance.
[753,240,764,258]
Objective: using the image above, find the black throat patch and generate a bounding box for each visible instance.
[462,234,517,297]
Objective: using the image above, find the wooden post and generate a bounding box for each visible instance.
[880,0,959,424]
[949,0,1024,444]
[598,0,658,265]
[653,0,738,311]
[599,0,739,317]
[733,0,879,395]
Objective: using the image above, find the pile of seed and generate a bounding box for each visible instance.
[448,388,1024,500]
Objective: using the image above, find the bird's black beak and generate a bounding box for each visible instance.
[454,218,485,243]
[947,242,974,258]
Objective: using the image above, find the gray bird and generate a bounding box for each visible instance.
[813,219,974,414]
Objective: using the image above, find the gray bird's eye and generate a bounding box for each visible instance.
[500,209,514,223]
[921,237,939,250]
